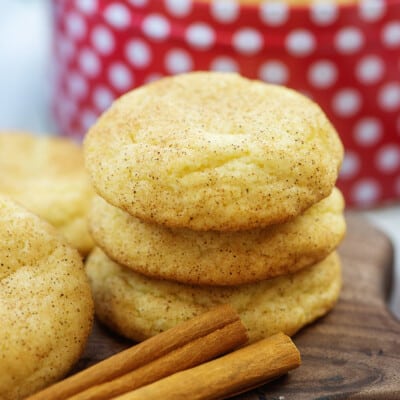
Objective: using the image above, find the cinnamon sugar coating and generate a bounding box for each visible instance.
[0,196,94,399]
[86,248,341,343]
[84,72,343,231]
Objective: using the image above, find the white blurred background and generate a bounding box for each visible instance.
[0,0,53,133]
[0,0,399,315]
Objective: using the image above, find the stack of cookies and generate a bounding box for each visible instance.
[84,72,345,343]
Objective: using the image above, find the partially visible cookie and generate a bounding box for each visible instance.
[86,248,341,343]
[0,132,94,254]
[84,72,343,231]
[0,196,93,400]
[89,188,345,285]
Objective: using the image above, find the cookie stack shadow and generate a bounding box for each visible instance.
[84,72,346,343]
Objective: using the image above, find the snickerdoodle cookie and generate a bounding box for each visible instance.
[86,248,341,343]
[89,188,345,285]
[0,196,93,400]
[0,132,94,254]
[84,72,343,231]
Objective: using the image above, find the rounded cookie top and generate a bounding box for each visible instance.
[0,132,94,254]
[89,188,345,285]
[86,248,341,343]
[84,72,343,231]
[0,196,94,400]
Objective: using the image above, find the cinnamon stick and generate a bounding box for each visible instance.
[67,320,246,400]
[112,332,301,400]
[27,304,248,400]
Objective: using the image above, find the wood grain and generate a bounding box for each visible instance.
[72,214,400,399]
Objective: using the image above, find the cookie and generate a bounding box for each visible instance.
[89,188,345,285]
[0,196,93,400]
[86,248,341,343]
[0,132,94,254]
[84,72,343,231]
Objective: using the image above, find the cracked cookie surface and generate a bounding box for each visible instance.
[0,196,94,400]
[0,132,94,254]
[86,248,341,343]
[89,188,345,285]
[84,72,343,231]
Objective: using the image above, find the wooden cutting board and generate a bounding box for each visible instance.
[72,214,400,399]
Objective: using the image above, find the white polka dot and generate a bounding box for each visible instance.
[359,0,386,22]
[65,11,87,40]
[354,118,382,146]
[93,86,114,111]
[310,1,338,26]
[58,35,75,60]
[91,25,115,55]
[382,22,400,48]
[260,2,289,26]
[335,27,364,54]
[376,145,400,173]
[104,3,131,29]
[286,30,316,57]
[165,49,193,74]
[210,57,239,73]
[332,89,362,117]
[108,62,134,91]
[78,48,101,77]
[128,0,148,6]
[185,23,215,50]
[378,82,400,111]
[232,28,263,55]
[340,151,360,179]
[125,39,152,68]
[352,180,380,206]
[165,0,192,17]
[308,60,337,88]
[259,61,289,85]
[211,0,239,23]
[356,55,384,84]
[142,14,171,41]
[67,72,88,99]
[75,0,97,14]
[81,109,98,132]
[145,73,163,83]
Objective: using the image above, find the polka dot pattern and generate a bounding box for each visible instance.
[356,55,384,84]
[211,0,239,23]
[210,56,239,73]
[165,49,193,74]
[260,2,289,26]
[125,39,152,68]
[310,1,338,26]
[286,30,316,57]
[185,23,215,50]
[332,89,362,117]
[259,61,289,85]
[232,28,263,55]
[165,0,192,17]
[142,14,170,41]
[91,25,115,55]
[354,118,382,146]
[104,3,131,29]
[308,60,337,88]
[52,0,400,207]
[335,27,364,54]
